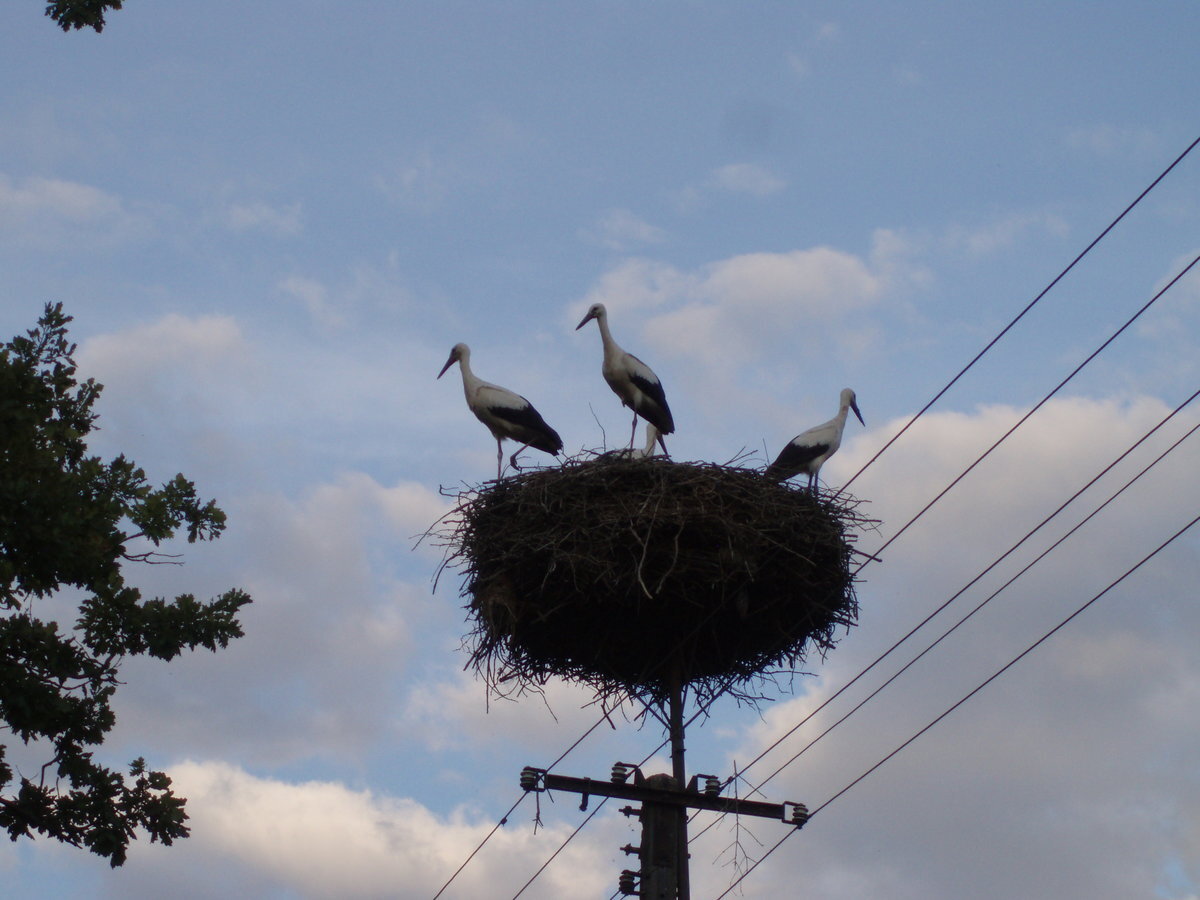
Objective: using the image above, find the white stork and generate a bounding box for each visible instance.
[437,343,564,479]
[575,302,675,453]
[628,423,663,459]
[766,388,864,492]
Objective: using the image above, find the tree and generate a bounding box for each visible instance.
[45,0,124,32]
[0,303,251,866]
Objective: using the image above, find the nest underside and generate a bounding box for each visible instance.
[435,454,873,706]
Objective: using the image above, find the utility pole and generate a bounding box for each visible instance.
[518,763,809,897]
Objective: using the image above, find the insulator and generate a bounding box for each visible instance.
[789,802,810,828]
[618,869,639,895]
[611,762,630,784]
[703,776,721,797]
[519,766,543,792]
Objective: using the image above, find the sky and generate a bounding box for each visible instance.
[2,2,1199,897]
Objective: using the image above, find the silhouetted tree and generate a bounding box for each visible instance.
[0,303,251,865]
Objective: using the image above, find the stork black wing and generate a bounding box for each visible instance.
[490,401,564,455]
[765,440,829,482]
[629,370,675,434]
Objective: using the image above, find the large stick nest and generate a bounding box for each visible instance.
[433,454,876,707]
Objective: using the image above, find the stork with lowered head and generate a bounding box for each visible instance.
[766,388,864,492]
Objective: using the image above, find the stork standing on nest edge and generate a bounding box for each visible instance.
[576,302,675,455]
[766,388,864,492]
[438,342,564,479]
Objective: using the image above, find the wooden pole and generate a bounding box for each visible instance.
[669,665,690,900]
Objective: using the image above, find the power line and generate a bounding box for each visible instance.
[841,132,1200,493]
[711,509,1200,899]
[715,388,1200,801]
[853,249,1200,576]
[441,129,1200,900]
[507,675,744,898]
[688,388,1200,847]
[748,402,1200,798]
[431,708,614,899]
[495,245,1200,897]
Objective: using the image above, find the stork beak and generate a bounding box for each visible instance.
[851,400,865,426]
[575,310,594,330]
[437,355,455,379]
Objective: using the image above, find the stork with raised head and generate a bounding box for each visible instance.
[437,343,564,479]
[766,388,864,492]
[575,302,675,453]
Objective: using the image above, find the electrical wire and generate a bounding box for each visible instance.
[841,133,1200,494]
[711,510,1200,899]
[688,388,1200,846]
[508,673,745,899]
[443,132,1200,900]
[747,402,1200,799]
[431,709,613,898]
[501,245,1200,898]
[853,250,1200,578]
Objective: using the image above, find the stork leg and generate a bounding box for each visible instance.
[656,432,670,459]
[628,413,639,449]
[496,440,504,480]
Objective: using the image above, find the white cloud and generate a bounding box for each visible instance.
[0,173,145,247]
[688,393,1200,899]
[945,209,1070,257]
[278,262,414,331]
[119,760,621,900]
[106,470,448,767]
[376,147,452,212]
[573,257,692,323]
[77,313,256,469]
[81,312,248,376]
[640,241,888,368]
[1065,123,1162,159]
[279,274,345,328]
[582,208,668,251]
[226,200,303,236]
[401,669,634,754]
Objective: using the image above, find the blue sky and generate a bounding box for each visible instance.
[2,3,1199,898]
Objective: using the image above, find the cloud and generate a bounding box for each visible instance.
[945,209,1070,257]
[401,669,633,755]
[225,200,303,236]
[117,760,621,900]
[582,208,668,251]
[639,240,890,367]
[108,471,449,766]
[676,162,787,210]
[1065,124,1162,159]
[279,274,345,328]
[376,146,454,213]
[689,393,1200,899]
[81,312,248,376]
[278,262,414,331]
[574,257,693,322]
[77,313,256,471]
[0,173,146,248]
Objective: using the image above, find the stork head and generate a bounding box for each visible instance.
[438,343,469,379]
[575,302,606,331]
[841,388,865,426]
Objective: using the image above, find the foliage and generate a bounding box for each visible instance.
[45,0,124,32]
[0,303,251,866]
